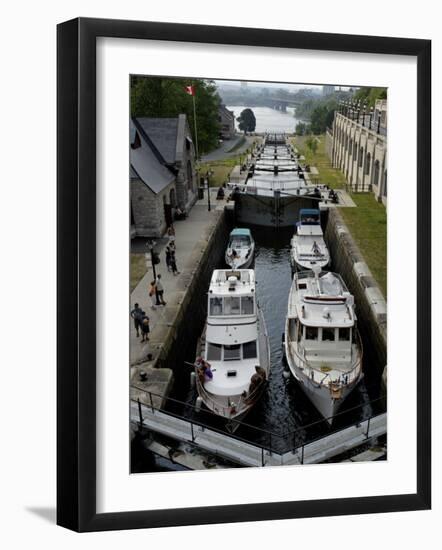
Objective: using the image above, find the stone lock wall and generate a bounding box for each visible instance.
[324,209,387,381]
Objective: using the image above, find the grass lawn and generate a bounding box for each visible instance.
[199,153,247,187]
[291,135,347,189]
[131,254,147,292]
[292,135,386,297]
[340,193,387,298]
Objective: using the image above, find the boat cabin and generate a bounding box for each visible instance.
[204,269,262,398]
[298,208,321,226]
[208,269,256,320]
[227,228,252,249]
[287,271,356,365]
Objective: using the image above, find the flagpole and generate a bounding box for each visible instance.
[192,91,199,161]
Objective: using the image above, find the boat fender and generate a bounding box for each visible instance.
[195,396,203,413]
[190,371,196,388]
[283,370,291,380]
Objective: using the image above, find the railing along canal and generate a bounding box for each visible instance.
[132,386,386,466]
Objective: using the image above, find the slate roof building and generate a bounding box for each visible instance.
[130,114,197,237]
[218,104,236,140]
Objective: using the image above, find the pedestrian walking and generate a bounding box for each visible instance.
[165,246,172,272]
[140,313,150,342]
[148,280,157,310]
[130,303,144,337]
[167,225,175,241]
[169,239,176,253]
[170,250,180,276]
[155,274,166,306]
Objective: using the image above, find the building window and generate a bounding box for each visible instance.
[374,160,380,187]
[365,152,371,174]
[359,147,364,167]
[383,170,387,196]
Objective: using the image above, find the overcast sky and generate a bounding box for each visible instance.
[214,79,349,91]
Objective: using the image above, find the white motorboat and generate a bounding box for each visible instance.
[284,268,363,423]
[290,208,330,274]
[195,269,270,425]
[225,228,255,269]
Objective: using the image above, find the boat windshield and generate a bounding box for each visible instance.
[300,211,320,225]
[229,236,250,248]
[206,340,258,361]
[209,296,255,316]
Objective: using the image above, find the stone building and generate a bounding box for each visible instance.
[130,114,197,238]
[218,104,236,140]
[327,99,387,205]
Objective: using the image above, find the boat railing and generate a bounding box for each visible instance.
[194,375,233,418]
[288,329,363,388]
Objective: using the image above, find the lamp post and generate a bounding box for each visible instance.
[205,172,211,212]
[146,240,157,280]
[361,101,366,127]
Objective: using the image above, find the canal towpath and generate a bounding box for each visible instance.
[130,190,227,366]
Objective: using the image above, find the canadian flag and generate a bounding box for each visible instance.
[184,85,195,96]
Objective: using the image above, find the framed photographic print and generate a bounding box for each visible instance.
[57,18,431,532]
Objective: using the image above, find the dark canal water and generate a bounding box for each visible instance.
[163,223,385,457]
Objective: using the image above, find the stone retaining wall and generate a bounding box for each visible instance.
[324,208,387,382]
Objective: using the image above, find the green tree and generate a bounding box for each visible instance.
[130,77,221,154]
[353,87,387,108]
[296,97,338,133]
[237,108,256,133]
[295,122,308,135]
[306,136,318,155]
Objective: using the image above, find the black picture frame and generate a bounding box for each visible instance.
[57,17,431,532]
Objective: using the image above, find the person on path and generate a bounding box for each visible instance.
[165,246,172,272]
[169,239,176,253]
[167,225,175,241]
[155,274,166,306]
[148,280,157,310]
[130,303,144,337]
[170,250,180,276]
[140,313,150,342]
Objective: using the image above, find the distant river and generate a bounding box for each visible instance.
[227,105,301,133]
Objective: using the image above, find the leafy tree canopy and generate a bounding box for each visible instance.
[352,87,387,108]
[237,108,256,133]
[130,77,221,155]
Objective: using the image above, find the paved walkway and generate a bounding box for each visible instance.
[130,190,226,365]
[201,135,255,162]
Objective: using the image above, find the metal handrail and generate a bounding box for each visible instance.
[132,391,386,459]
[132,384,282,440]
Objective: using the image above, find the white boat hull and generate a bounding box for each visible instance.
[225,249,255,269]
[286,359,361,422]
[196,306,270,422]
[290,254,330,274]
